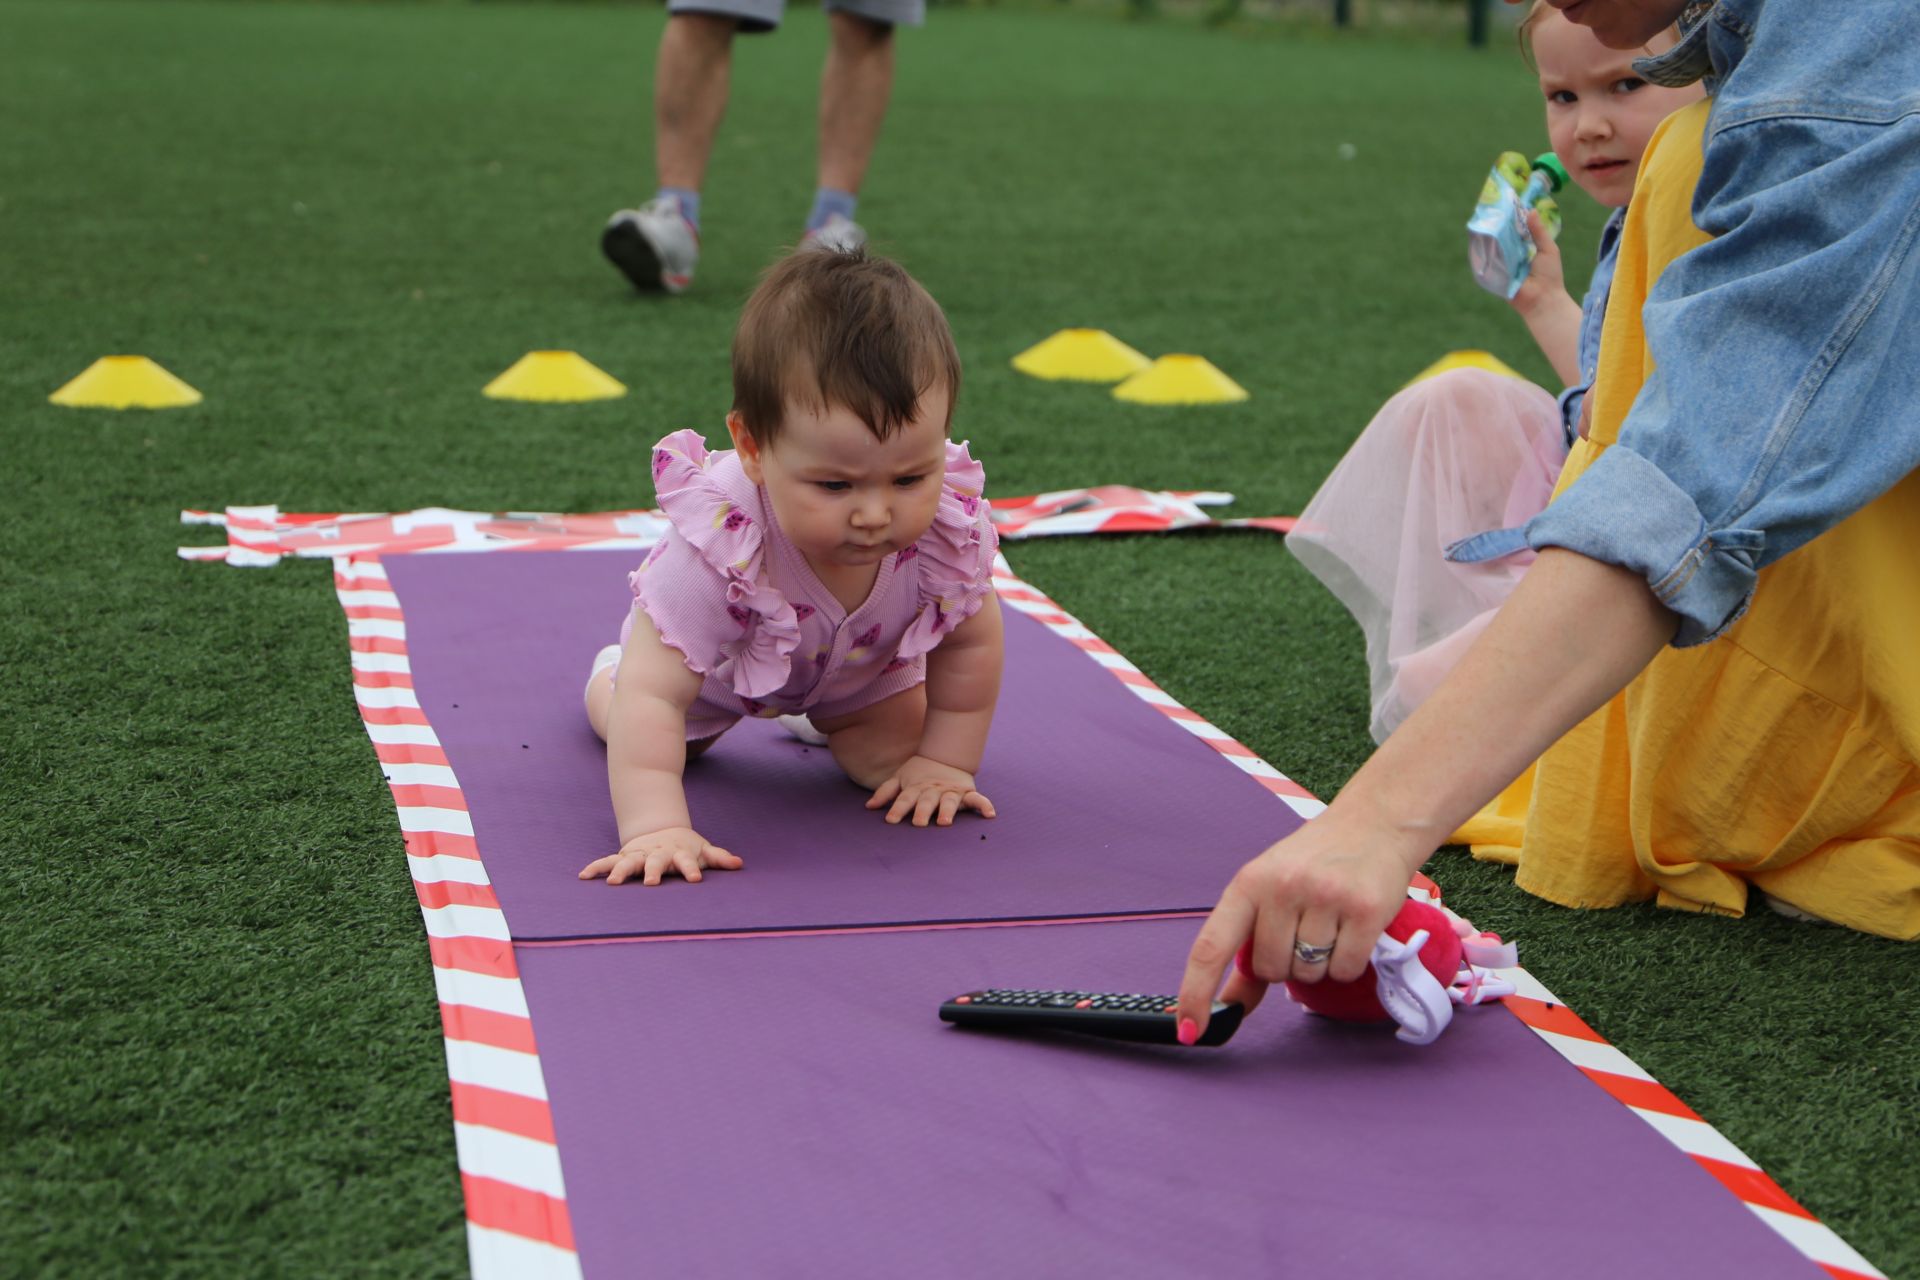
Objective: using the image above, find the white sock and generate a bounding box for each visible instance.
[778,714,829,747]
[586,644,622,697]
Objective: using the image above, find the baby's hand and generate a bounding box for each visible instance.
[579,827,743,886]
[866,756,997,827]
[1508,209,1569,317]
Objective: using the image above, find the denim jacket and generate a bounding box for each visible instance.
[1500,0,1920,646]
[1557,206,1627,443]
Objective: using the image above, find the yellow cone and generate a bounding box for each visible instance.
[1011,329,1152,383]
[1406,349,1524,386]
[483,351,626,402]
[49,356,202,409]
[1112,355,1249,406]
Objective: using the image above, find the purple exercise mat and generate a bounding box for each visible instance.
[517,919,1819,1280]
[383,550,1307,940]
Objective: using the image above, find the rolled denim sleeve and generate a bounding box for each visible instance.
[1525,111,1920,646]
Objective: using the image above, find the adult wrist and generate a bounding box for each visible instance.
[1322,786,1445,879]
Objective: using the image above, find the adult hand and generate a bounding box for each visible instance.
[865,755,996,827]
[579,826,743,886]
[1173,810,1422,1043]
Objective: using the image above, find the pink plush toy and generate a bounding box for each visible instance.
[1240,897,1517,1046]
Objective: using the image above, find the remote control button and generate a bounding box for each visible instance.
[1075,999,1092,1009]
[954,996,972,1004]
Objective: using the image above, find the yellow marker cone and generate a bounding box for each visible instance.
[1011,329,1152,383]
[483,350,626,403]
[49,356,202,409]
[1406,349,1524,386]
[1112,355,1249,406]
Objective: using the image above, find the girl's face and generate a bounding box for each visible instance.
[730,391,950,579]
[1532,13,1704,208]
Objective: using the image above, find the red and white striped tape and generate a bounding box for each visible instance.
[335,555,582,1280]
[181,490,1293,566]
[329,549,1878,1280]
[1496,967,1884,1280]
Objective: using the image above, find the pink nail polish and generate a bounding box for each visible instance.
[1177,1017,1199,1046]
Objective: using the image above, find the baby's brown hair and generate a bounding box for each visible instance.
[731,247,962,446]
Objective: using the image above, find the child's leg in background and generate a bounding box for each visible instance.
[809,685,926,789]
[1287,367,1566,742]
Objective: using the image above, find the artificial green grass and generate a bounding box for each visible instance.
[2,1,1913,1274]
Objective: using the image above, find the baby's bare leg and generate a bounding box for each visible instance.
[809,685,926,790]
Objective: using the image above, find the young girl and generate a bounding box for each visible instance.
[579,248,1005,888]
[1285,2,1703,742]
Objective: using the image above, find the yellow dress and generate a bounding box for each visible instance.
[1453,99,1920,941]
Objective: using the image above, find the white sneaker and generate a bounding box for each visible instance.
[802,212,867,254]
[1760,891,1835,926]
[602,197,699,294]
[777,713,829,746]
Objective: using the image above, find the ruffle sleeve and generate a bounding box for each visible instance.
[895,440,1000,662]
[631,429,801,699]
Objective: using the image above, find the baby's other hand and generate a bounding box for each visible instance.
[866,756,996,827]
[1508,209,1569,317]
[579,827,743,886]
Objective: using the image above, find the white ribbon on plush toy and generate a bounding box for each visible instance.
[1371,907,1521,1046]
[1369,930,1454,1046]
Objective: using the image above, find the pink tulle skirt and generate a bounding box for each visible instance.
[1287,368,1568,743]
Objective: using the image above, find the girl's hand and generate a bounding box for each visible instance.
[866,756,997,827]
[579,827,743,886]
[1508,209,1570,318]
[1174,810,1421,1042]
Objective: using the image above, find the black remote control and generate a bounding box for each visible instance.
[939,988,1244,1047]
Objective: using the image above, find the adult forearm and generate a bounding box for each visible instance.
[1328,548,1673,858]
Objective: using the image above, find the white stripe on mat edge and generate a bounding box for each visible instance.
[1748,1205,1885,1277]
[466,1225,584,1280]
[453,1122,569,1198]
[432,969,530,1020]
[382,762,460,788]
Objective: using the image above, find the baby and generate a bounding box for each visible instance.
[581,248,1005,887]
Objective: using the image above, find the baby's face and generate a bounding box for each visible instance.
[744,389,951,575]
[1533,13,1703,208]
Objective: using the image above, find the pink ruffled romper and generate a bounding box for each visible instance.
[618,429,1000,740]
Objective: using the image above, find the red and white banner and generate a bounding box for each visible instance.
[179,488,1295,566]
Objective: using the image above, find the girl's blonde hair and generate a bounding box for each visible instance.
[1515,0,1553,69]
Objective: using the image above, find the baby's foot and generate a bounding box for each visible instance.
[777,714,829,747]
[586,644,622,695]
